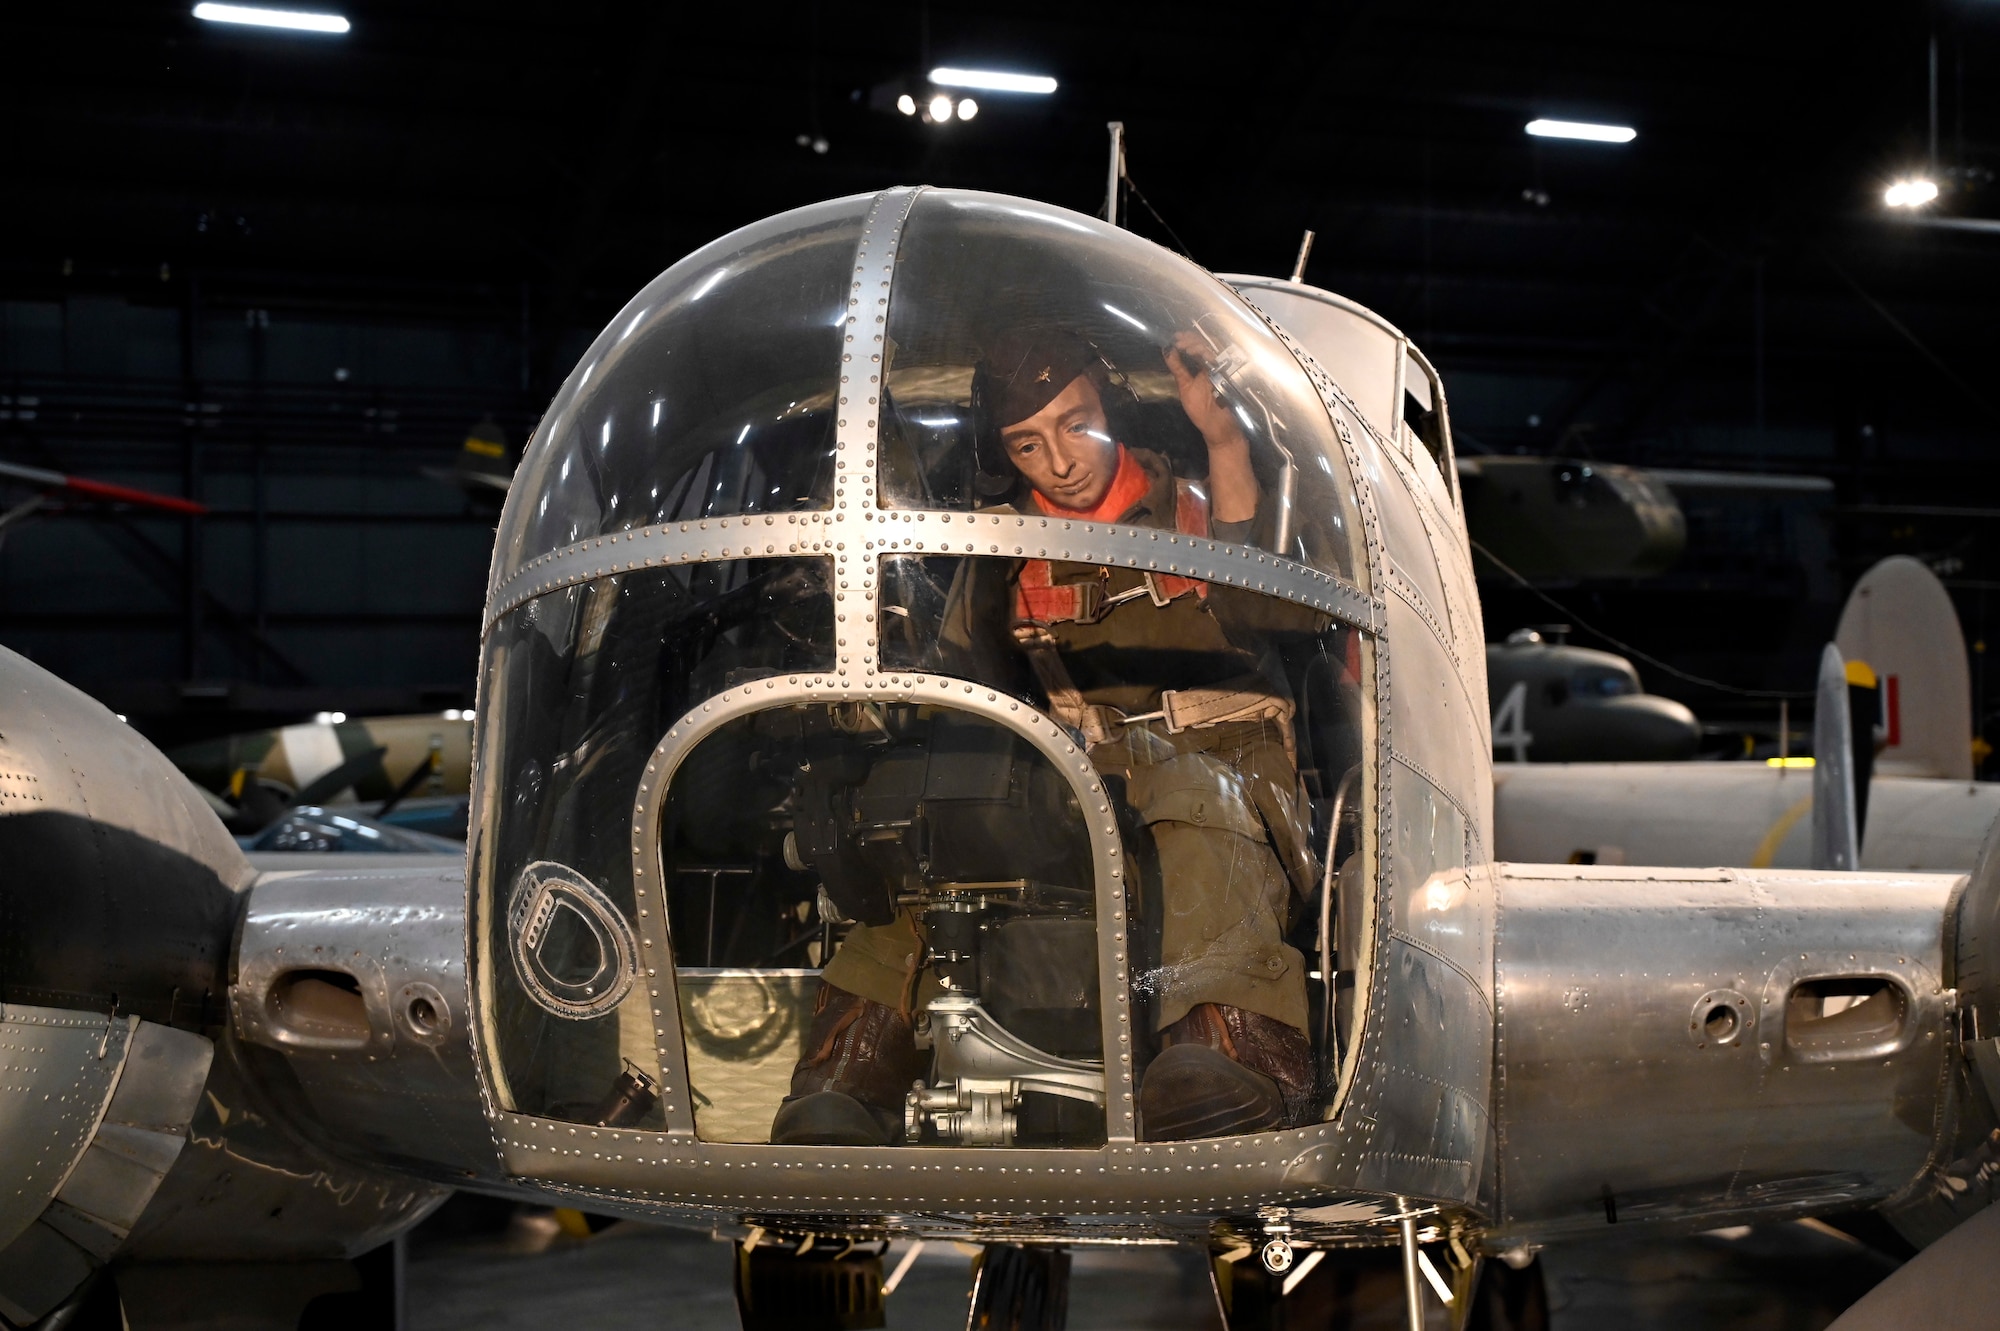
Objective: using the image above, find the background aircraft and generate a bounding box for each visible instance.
[169,711,473,836]
[1496,554,1998,873]
[0,458,207,549]
[1457,455,1684,582]
[1485,626,1701,763]
[421,417,517,514]
[0,190,1992,1331]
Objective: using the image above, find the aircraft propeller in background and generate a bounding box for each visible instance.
[0,458,207,549]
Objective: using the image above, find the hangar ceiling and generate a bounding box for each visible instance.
[2,1,1997,747]
[10,3,1993,399]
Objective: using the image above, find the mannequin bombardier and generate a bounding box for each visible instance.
[773,328,1324,1145]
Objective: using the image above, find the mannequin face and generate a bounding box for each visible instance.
[999,374,1119,511]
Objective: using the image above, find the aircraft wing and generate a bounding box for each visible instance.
[1494,762,2000,873]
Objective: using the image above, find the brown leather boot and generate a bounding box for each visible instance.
[769,983,924,1145]
[1138,1003,1317,1140]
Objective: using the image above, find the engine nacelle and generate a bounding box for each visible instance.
[0,649,445,1323]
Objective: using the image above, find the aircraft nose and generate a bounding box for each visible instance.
[1602,695,1702,761]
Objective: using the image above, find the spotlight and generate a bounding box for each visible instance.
[929,93,955,123]
[896,93,916,116]
[956,98,978,121]
[313,710,347,725]
[1884,178,1939,208]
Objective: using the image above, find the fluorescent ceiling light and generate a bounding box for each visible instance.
[193,3,350,33]
[1884,178,1939,208]
[929,67,1057,95]
[1525,118,1636,144]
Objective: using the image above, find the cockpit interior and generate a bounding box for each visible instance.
[473,190,1396,1157]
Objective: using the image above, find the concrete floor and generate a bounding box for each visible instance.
[405,1212,1900,1330]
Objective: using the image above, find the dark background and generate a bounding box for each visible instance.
[2,1,1995,758]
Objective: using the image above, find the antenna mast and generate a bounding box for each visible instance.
[1290,230,1316,283]
[1104,122,1125,227]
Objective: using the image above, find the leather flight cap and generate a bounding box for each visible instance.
[976,327,1101,430]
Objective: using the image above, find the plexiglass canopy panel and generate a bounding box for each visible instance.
[661,702,1105,1145]
[492,196,869,587]
[876,192,1364,585]
[473,186,1386,1161]
[477,560,833,1122]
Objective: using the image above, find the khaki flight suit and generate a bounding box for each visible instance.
[823,448,1323,1034]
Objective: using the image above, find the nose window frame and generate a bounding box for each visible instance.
[472,186,1405,1198]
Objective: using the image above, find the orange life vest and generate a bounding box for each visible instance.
[1014,479,1211,626]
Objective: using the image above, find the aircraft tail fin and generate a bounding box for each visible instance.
[1835,555,1973,780]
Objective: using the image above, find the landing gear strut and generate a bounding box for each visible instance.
[966,1244,1071,1331]
[1464,1254,1548,1331]
[1210,1238,1540,1331]
[734,1237,886,1330]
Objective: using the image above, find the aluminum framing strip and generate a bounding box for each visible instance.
[622,669,1142,1142]
[483,511,1380,640]
[491,1100,1383,1214]
[1268,316,1395,1133]
[861,512,1376,637]
[833,186,922,681]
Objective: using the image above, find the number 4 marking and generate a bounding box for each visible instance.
[1493,681,1534,762]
